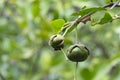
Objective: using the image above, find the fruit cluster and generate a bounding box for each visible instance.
[49,34,89,62]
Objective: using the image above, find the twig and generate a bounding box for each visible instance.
[74,12,93,26]
[114,14,120,19]
[62,12,93,36]
[104,2,120,8]
[62,2,120,36]
[110,0,120,9]
[75,27,78,42]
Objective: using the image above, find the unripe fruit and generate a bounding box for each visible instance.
[67,43,89,62]
[49,34,64,50]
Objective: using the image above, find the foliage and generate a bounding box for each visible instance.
[0,0,120,80]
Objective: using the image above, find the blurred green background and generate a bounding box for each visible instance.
[0,0,120,80]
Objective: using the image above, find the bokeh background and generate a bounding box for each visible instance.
[0,0,120,80]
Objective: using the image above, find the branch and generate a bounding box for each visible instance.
[104,2,120,8]
[74,12,93,25]
[75,2,120,25]
[110,0,120,9]
[62,2,120,36]
[62,12,93,36]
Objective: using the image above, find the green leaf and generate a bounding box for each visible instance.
[98,12,113,24]
[91,11,105,26]
[50,19,65,33]
[51,54,63,66]
[93,53,120,80]
[72,7,106,16]
[31,1,40,18]
[81,68,95,80]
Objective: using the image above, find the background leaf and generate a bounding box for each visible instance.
[93,53,120,80]
[50,19,65,33]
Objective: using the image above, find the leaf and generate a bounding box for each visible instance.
[51,54,63,66]
[98,12,113,24]
[72,7,106,16]
[31,1,40,18]
[91,11,105,26]
[50,19,65,33]
[81,68,95,80]
[92,53,120,80]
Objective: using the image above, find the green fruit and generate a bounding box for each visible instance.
[49,34,64,50]
[67,43,89,62]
